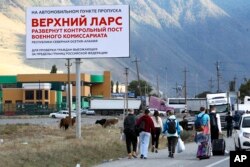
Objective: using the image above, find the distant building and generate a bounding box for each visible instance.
[0,71,111,114]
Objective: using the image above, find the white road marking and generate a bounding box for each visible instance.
[205,157,229,167]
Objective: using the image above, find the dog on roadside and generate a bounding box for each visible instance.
[60,117,76,130]
[95,118,119,128]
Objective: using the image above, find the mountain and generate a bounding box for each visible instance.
[0,0,250,97]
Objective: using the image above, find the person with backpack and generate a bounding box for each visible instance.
[209,106,222,142]
[123,109,138,159]
[150,110,163,153]
[194,107,211,159]
[162,110,181,158]
[136,109,155,159]
[195,107,210,134]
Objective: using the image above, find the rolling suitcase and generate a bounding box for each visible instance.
[197,142,211,160]
[212,139,225,155]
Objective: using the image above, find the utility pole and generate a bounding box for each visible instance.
[209,77,214,93]
[156,75,160,97]
[165,67,168,98]
[65,59,72,119]
[233,75,237,92]
[132,57,144,110]
[173,82,178,97]
[124,67,129,115]
[183,67,188,108]
[216,61,221,93]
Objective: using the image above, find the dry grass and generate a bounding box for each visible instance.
[0,124,194,167]
[0,124,126,167]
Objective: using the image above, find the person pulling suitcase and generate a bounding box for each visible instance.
[194,107,211,159]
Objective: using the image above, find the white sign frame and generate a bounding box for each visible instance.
[26,5,129,59]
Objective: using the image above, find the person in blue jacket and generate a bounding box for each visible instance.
[162,110,181,158]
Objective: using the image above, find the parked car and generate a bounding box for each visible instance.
[80,108,89,115]
[73,109,87,115]
[234,113,250,151]
[49,110,76,119]
[86,109,95,115]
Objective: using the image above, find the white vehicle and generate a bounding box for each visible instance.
[206,92,232,129]
[86,109,95,115]
[90,99,141,115]
[49,110,76,119]
[186,98,207,113]
[234,96,250,114]
[73,108,89,115]
[167,98,186,114]
[167,97,207,114]
[148,108,167,117]
[234,114,250,151]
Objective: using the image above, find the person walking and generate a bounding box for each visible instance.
[162,110,181,158]
[194,107,211,159]
[151,110,163,153]
[136,109,155,159]
[123,109,138,159]
[180,115,188,130]
[233,110,241,125]
[225,111,233,138]
[209,106,222,142]
[195,107,210,133]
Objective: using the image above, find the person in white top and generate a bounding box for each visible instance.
[151,110,163,153]
[209,106,222,142]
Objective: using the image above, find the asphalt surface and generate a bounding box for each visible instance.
[95,135,234,167]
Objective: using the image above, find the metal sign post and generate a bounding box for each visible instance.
[76,58,81,139]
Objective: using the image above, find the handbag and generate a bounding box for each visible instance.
[176,137,185,153]
[120,132,126,141]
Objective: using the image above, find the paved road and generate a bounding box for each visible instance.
[95,136,234,167]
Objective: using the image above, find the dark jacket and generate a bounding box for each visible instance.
[225,115,233,126]
[233,113,241,123]
[123,114,136,133]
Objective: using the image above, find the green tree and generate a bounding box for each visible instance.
[111,80,114,93]
[50,64,57,73]
[128,80,152,97]
[116,81,119,93]
[239,79,250,100]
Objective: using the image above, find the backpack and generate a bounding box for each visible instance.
[209,113,217,128]
[167,119,176,134]
[124,115,136,133]
[139,120,145,132]
[135,119,145,134]
[195,114,205,131]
